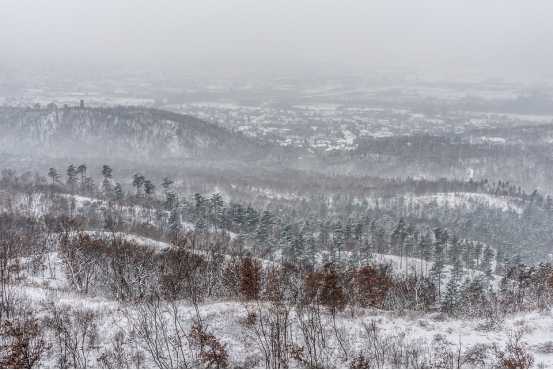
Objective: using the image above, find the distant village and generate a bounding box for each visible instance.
[165,102,541,151]
[2,63,551,152]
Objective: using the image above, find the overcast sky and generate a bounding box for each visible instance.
[1,0,552,70]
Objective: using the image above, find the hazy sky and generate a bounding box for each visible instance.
[1,0,552,70]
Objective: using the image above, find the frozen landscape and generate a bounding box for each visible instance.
[0,0,553,369]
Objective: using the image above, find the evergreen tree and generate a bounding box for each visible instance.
[255,210,274,250]
[430,229,446,296]
[482,245,495,283]
[210,193,224,232]
[76,164,87,187]
[280,224,294,259]
[161,177,173,192]
[194,217,208,236]
[418,232,433,276]
[353,222,363,243]
[66,165,78,187]
[451,256,464,283]
[348,249,361,268]
[132,174,145,195]
[404,223,417,258]
[144,180,155,197]
[83,177,95,194]
[495,249,506,274]
[291,231,306,262]
[304,233,317,267]
[47,168,61,185]
[391,217,408,269]
[168,209,181,235]
[333,222,345,262]
[474,242,484,269]
[441,277,460,315]
[114,183,124,200]
[101,178,112,195]
[360,237,373,265]
[102,165,113,180]
[462,241,475,269]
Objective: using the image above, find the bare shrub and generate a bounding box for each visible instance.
[535,341,553,354]
[462,343,491,369]
[349,352,371,369]
[492,331,534,369]
[124,299,189,369]
[96,330,143,369]
[240,303,293,368]
[42,301,99,369]
[188,322,228,369]
[0,318,50,369]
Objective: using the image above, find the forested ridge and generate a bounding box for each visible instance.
[0,106,292,161]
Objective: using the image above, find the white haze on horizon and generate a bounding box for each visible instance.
[0,0,552,73]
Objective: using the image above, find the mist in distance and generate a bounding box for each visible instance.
[1,0,552,72]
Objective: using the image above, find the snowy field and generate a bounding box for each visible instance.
[13,246,553,368]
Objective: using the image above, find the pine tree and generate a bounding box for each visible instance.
[430,230,446,296]
[255,210,273,247]
[333,222,345,263]
[194,217,207,236]
[474,242,484,269]
[348,249,361,268]
[291,232,305,262]
[48,168,61,185]
[419,232,433,276]
[451,256,464,283]
[76,164,87,187]
[463,241,475,269]
[168,209,181,235]
[132,174,145,195]
[66,164,78,187]
[210,193,224,232]
[101,178,112,194]
[102,165,113,180]
[280,224,294,259]
[391,217,408,269]
[482,245,495,283]
[161,177,173,192]
[144,180,155,197]
[353,222,363,243]
[304,233,317,268]
[441,277,460,315]
[114,183,124,200]
[360,237,373,265]
[83,177,94,194]
[101,164,113,195]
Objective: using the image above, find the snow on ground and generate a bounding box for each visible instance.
[347,192,524,215]
[381,192,524,215]
[485,112,553,123]
[10,246,553,368]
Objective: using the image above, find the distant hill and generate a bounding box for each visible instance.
[0,106,288,161]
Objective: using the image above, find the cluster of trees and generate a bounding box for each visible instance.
[305,131,553,196]
[1,224,546,367]
[5,162,553,269]
[0,166,551,367]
